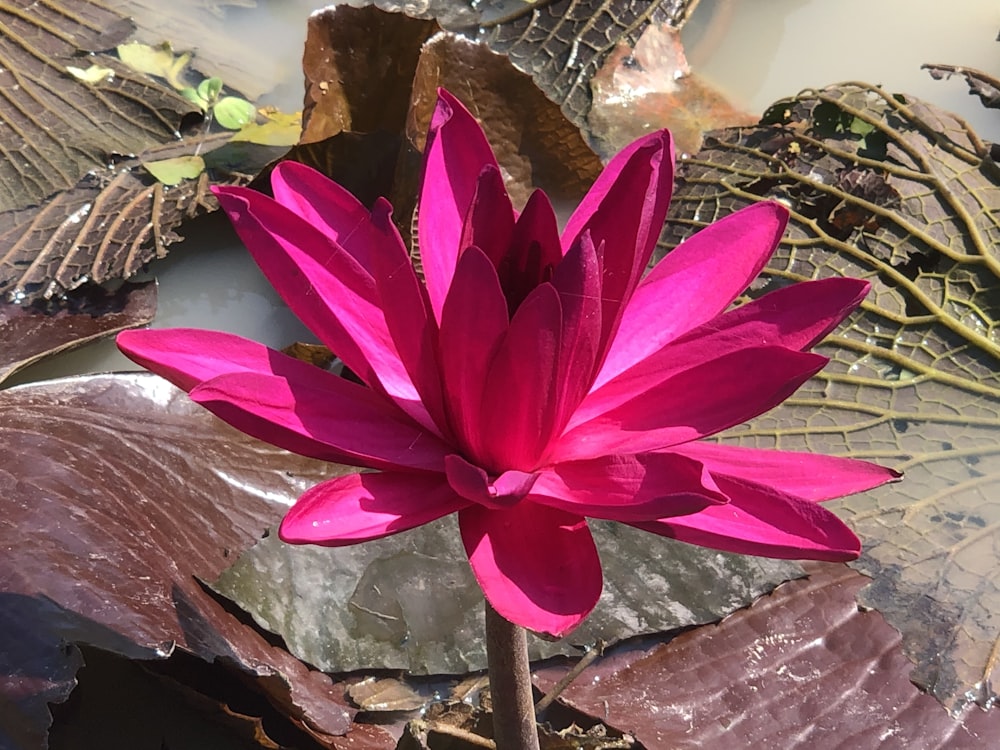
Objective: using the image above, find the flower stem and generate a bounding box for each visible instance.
[484,602,540,750]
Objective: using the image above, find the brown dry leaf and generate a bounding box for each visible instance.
[0,0,194,211]
[588,23,756,157]
[0,281,156,385]
[534,563,1000,748]
[0,373,354,748]
[924,63,1000,110]
[662,83,1000,710]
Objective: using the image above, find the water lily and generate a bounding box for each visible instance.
[118,90,898,638]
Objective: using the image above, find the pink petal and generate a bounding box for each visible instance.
[444,454,538,510]
[269,160,377,271]
[595,202,788,387]
[550,230,603,432]
[500,189,563,311]
[479,283,562,471]
[530,452,728,521]
[118,328,286,393]
[572,276,869,428]
[419,90,503,322]
[631,476,862,561]
[460,503,602,637]
[119,328,450,471]
[459,165,515,271]
[190,370,450,473]
[554,346,826,462]
[368,198,449,435]
[438,246,509,458]
[673,442,900,500]
[561,130,674,358]
[280,472,468,545]
[213,186,437,435]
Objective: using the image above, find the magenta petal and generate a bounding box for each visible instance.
[444,454,538,509]
[595,202,788,387]
[574,276,870,428]
[280,472,468,545]
[460,503,602,637]
[419,90,503,321]
[438,246,509,458]
[213,186,437,434]
[269,161,377,271]
[118,328,285,393]
[673,442,901,500]
[479,283,562,471]
[190,369,450,473]
[555,347,826,462]
[561,130,674,357]
[631,477,862,561]
[459,165,515,271]
[531,452,728,521]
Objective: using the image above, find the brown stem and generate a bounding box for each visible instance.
[484,602,540,750]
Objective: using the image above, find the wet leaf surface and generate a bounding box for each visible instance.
[0,281,156,385]
[213,515,801,675]
[663,82,1000,710]
[533,563,1000,748]
[0,373,354,746]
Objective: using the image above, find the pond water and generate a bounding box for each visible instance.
[7,0,999,387]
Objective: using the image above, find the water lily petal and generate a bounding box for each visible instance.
[673,442,901,500]
[554,346,826,462]
[190,369,450,473]
[572,277,869,428]
[460,503,602,637]
[500,189,563,311]
[480,283,562,471]
[631,476,862,561]
[369,198,449,435]
[439,246,509,458]
[531,451,728,521]
[420,90,502,321]
[595,202,788,387]
[459,164,515,271]
[269,160,377,271]
[561,130,674,357]
[550,230,603,432]
[213,186,437,434]
[444,454,538,509]
[280,472,468,545]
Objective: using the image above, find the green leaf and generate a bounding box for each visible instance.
[214,96,257,130]
[143,155,205,185]
[197,76,223,106]
[179,86,208,110]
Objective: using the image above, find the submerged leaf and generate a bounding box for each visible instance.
[144,155,206,185]
[664,82,1000,711]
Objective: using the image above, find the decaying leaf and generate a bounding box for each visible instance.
[533,563,1000,748]
[587,22,755,157]
[924,63,1000,110]
[662,82,1000,710]
[0,281,156,385]
[0,373,356,747]
[0,0,195,212]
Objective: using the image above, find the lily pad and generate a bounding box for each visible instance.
[533,563,1000,747]
[0,281,156,385]
[663,82,1000,711]
[0,373,355,746]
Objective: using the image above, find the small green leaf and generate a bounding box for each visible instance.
[117,42,180,80]
[230,110,302,146]
[179,87,208,110]
[66,65,115,85]
[214,97,257,130]
[144,155,205,186]
[197,77,223,107]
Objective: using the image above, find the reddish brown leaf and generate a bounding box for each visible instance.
[0,281,156,385]
[0,373,354,748]
[534,563,1000,748]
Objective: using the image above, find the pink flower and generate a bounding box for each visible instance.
[118,90,899,637]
